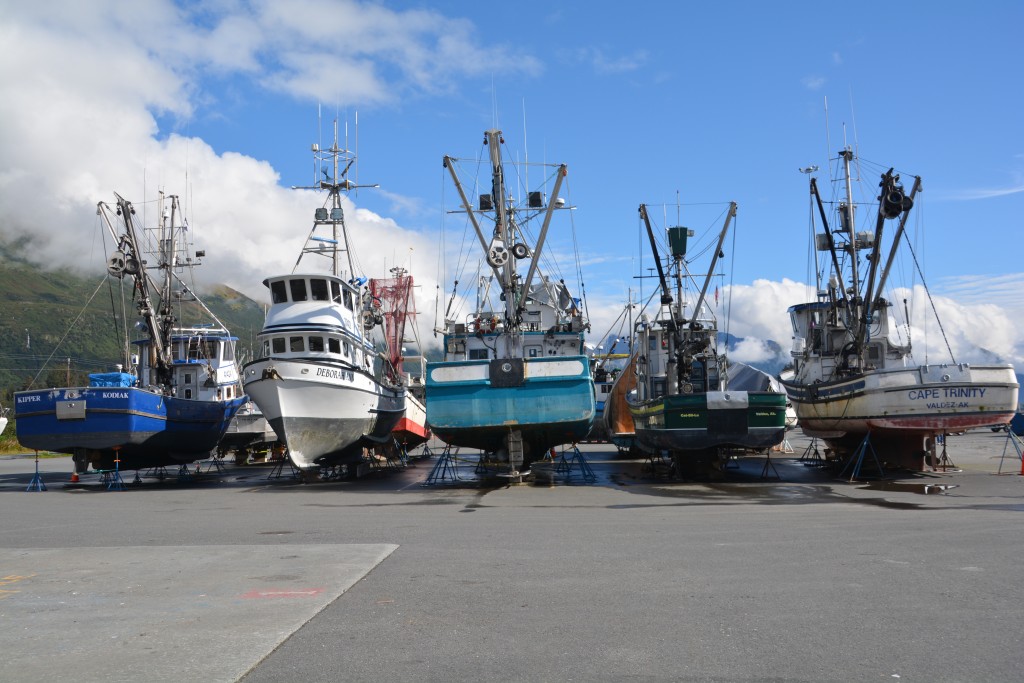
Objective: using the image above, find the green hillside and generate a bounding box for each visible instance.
[0,258,267,407]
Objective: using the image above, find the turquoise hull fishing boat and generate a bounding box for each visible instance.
[426,129,595,469]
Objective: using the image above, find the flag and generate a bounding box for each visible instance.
[714,286,719,306]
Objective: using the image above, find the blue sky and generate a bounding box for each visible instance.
[1,0,1022,367]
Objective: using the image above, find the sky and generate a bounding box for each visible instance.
[1,0,1022,371]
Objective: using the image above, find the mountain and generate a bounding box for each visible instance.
[718,332,788,376]
[0,258,267,405]
[593,332,789,377]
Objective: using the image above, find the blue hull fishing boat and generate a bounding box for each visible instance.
[426,129,595,470]
[15,193,245,471]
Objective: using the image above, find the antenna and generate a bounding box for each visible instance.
[490,75,498,129]
[823,95,831,169]
[849,87,860,162]
[848,88,862,184]
[522,98,528,195]
[315,102,322,187]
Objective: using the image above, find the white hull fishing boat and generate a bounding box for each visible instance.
[242,123,405,472]
[782,149,1018,468]
[426,129,595,470]
[628,203,788,475]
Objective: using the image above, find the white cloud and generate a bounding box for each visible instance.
[802,76,826,90]
[890,285,1023,367]
[721,278,813,347]
[565,47,648,75]
[729,338,777,364]
[940,185,1024,201]
[0,0,543,355]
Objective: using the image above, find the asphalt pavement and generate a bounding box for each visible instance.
[1,429,1023,683]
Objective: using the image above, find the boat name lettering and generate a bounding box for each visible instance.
[316,367,353,381]
[678,413,700,418]
[17,395,41,403]
[927,401,969,409]
[102,392,129,399]
[908,387,986,400]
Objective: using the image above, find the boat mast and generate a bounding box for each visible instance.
[293,119,376,279]
[871,175,921,319]
[485,129,516,324]
[518,164,566,319]
[839,148,860,328]
[108,193,173,381]
[809,177,847,307]
[856,168,920,350]
[689,202,735,328]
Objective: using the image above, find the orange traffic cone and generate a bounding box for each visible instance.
[70,472,79,483]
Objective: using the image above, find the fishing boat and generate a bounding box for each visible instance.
[628,203,788,475]
[591,303,636,448]
[242,123,405,473]
[782,149,1019,468]
[14,193,246,471]
[369,267,430,450]
[426,129,595,470]
[218,399,278,462]
[603,353,637,454]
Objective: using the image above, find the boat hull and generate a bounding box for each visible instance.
[219,401,278,454]
[393,393,430,448]
[629,391,788,455]
[783,364,1018,467]
[425,355,595,462]
[13,386,245,470]
[243,358,405,470]
[603,356,637,453]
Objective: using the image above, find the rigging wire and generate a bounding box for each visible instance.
[903,233,955,363]
[25,276,111,389]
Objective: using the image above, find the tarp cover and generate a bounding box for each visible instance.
[727,362,782,392]
[88,372,136,387]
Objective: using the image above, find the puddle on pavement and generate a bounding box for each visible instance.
[860,482,959,495]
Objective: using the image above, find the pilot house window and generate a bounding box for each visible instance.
[270,280,287,304]
[310,279,329,301]
[289,279,308,302]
